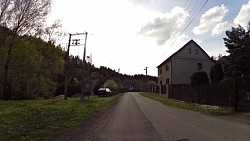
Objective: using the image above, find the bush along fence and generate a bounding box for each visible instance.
[145,76,250,110]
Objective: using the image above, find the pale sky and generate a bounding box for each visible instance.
[48,0,250,76]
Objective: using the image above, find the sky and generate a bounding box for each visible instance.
[47,0,250,76]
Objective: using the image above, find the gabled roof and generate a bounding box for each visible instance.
[157,39,214,68]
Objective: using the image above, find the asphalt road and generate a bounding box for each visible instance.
[93,92,250,141]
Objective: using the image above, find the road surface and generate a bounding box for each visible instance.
[93,92,250,141]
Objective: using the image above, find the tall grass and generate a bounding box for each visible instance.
[0,95,121,141]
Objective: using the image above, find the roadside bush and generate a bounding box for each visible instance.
[190,71,209,87]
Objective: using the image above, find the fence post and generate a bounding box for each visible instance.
[235,77,239,111]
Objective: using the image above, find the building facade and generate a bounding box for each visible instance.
[157,40,214,93]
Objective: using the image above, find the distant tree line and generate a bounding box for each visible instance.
[55,58,157,97]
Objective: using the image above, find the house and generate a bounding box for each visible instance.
[157,39,214,93]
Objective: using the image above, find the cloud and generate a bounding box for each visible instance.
[234,0,250,28]
[139,6,189,45]
[212,21,232,36]
[193,4,229,35]
[128,0,183,13]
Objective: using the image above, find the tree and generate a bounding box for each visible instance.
[190,71,209,87]
[0,31,64,100]
[0,0,11,25]
[0,0,52,100]
[223,23,250,77]
[35,19,66,45]
[103,79,118,91]
[210,63,224,83]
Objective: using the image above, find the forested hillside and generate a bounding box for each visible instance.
[0,26,156,100]
[0,26,65,99]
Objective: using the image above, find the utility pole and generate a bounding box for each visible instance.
[144,67,148,92]
[117,68,120,92]
[144,66,148,76]
[64,34,72,100]
[81,32,88,102]
[64,32,88,100]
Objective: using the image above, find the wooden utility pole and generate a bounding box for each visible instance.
[64,32,88,100]
[144,66,148,76]
[64,34,72,100]
[81,32,88,101]
[144,67,148,92]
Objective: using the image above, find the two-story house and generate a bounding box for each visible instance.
[157,39,214,94]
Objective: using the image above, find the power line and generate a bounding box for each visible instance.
[168,0,208,49]
[179,0,208,36]
[164,0,194,44]
[189,0,202,16]
[153,0,209,66]
[163,0,204,46]
[185,0,193,11]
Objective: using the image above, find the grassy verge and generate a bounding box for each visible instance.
[0,94,122,141]
[140,93,232,116]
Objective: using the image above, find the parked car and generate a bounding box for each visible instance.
[98,88,112,97]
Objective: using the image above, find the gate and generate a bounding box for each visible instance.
[237,76,250,111]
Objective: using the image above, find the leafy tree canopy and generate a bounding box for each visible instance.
[223,23,250,77]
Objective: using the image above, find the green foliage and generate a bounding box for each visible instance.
[210,63,224,83]
[1,24,156,99]
[0,27,65,99]
[223,23,250,77]
[0,94,122,140]
[190,71,209,87]
[103,79,118,90]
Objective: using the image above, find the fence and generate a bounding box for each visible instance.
[146,76,250,109]
[168,82,235,107]
[237,76,250,111]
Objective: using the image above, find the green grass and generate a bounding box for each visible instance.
[0,94,122,141]
[140,93,232,116]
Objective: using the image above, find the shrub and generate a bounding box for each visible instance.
[190,71,209,87]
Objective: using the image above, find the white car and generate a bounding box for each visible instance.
[98,88,112,97]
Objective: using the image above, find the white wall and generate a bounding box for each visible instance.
[172,58,214,84]
[171,41,214,84]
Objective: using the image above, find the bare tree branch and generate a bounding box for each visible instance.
[4,0,51,35]
[0,0,12,26]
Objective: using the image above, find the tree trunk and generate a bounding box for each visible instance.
[2,35,16,100]
[3,45,13,100]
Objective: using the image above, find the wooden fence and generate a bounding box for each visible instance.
[168,82,235,107]
[147,76,250,110]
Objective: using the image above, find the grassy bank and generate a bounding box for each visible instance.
[140,93,231,116]
[0,94,122,141]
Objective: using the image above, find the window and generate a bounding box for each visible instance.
[166,79,169,84]
[198,63,202,71]
[160,81,162,85]
[159,68,162,74]
[188,48,191,54]
[195,49,198,54]
[165,65,169,71]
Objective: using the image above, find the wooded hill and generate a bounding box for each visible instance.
[0,26,157,100]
